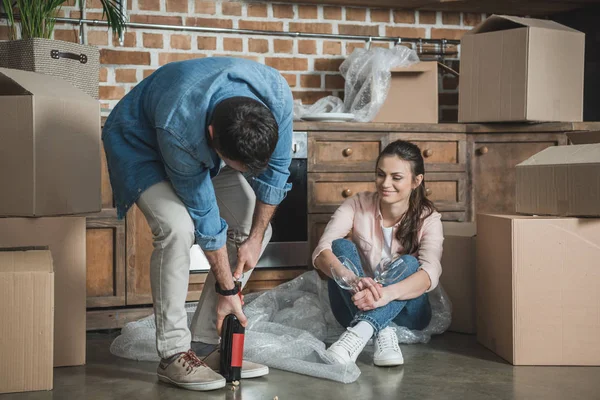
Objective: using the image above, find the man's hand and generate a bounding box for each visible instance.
[216,293,247,336]
[233,237,262,279]
[352,285,393,311]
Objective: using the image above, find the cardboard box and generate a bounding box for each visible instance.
[459,15,585,123]
[372,61,438,123]
[516,144,600,217]
[0,67,101,216]
[0,248,54,393]
[567,131,600,145]
[440,222,477,334]
[476,214,600,365]
[0,217,86,367]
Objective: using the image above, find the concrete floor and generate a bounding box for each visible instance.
[2,331,599,400]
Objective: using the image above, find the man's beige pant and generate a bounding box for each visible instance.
[137,167,272,359]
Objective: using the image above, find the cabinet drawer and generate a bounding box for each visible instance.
[308,137,381,172]
[412,141,458,164]
[309,173,375,213]
[425,181,458,202]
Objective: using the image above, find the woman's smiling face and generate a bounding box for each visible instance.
[376,155,418,205]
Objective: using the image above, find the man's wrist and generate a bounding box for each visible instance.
[215,281,240,296]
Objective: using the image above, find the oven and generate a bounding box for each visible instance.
[190,131,309,271]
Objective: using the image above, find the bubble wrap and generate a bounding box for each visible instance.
[293,95,345,120]
[340,45,420,122]
[110,271,451,383]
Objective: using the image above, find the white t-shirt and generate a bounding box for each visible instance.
[381,225,394,259]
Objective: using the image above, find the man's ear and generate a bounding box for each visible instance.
[208,125,214,140]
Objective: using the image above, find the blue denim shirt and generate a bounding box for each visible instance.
[102,57,293,251]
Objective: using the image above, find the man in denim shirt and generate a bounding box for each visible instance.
[103,58,293,391]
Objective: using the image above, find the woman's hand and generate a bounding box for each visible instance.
[352,285,393,311]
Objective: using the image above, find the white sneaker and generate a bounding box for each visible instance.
[326,328,368,364]
[373,327,404,367]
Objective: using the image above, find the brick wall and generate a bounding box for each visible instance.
[1,1,484,122]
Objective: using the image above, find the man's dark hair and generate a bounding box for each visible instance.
[210,96,278,175]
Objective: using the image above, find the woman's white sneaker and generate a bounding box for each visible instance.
[326,327,369,364]
[373,327,404,367]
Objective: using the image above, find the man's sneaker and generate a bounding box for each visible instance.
[326,327,369,364]
[373,327,404,367]
[202,348,269,379]
[157,350,226,391]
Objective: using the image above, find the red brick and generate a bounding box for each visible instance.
[439,92,458,106]
[298,40,316,55]
[442,12,461,25]
[99,67,108,83]
[221,1,241,15]
[138,0,160,11]
[326,75,345,89]
[393,10,416,24]
[322,41,342,55]
[159,53,205,65]
[87,30,108,46]
[239,20,283,31]
[386,27,426,39]
[167,0,188,13]
[85,12,108,21]
[292,91,334,105]
[281,73,297,87]
[171,34,191,50]
[130,15,182,26]
[265,58,308,71]
[370,9,390,23]
[300,74,322,89]
[419,11,437,24]
[247,3,268,17]
[143,69,157,79]
[99,86,125,100]
[54,29,78,43]
[195,0,216,14]
[223,38,243,52]
[314,58,344,72]
[112,32,136,47]
[272,4,294,19]
[198,36,217,50]
[0,26,9,40]
[87,0,103,8]
[249,39,268,53]
[298,5,318,19]
[70,11,81,19]
[101,50,151,65]
[443,76,458,90]
[338,24,378,36]
[143,33,163,48]
[274,39,293,54]
[323,6,342,20]
[212,54,259,62]
[463,13,483,26]
[431,28,470,40]
[186,17,233,29]
[345,42,364,55]
[346,7,366,21]
[115,69,137,83]
[441,108,458,122]
[289,23,332,34]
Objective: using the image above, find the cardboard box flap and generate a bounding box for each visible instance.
[0,67,93,101]
[567,131,600,145]
[443,222,476,237]
[390,62,436,74]
[0,70,31,96]
[467,14,580,35]
[517,144,600,167]
[0,248,53,273]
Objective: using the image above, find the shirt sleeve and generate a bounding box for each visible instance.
[417,212,444,292]
[248,79,294,205]
[156,128,228,251]
[311,196,357,267]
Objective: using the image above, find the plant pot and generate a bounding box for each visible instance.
[0,38,100,99]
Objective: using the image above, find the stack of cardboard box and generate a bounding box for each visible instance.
[0,67,101,393]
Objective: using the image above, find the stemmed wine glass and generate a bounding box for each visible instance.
[330,255,407,293]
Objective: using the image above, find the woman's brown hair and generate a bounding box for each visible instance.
[376,140,437,254]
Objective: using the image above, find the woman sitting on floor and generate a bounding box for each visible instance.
[312,140,444,366]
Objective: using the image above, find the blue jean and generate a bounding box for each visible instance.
[328,239,432,335]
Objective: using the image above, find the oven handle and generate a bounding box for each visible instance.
[291,131,308,159]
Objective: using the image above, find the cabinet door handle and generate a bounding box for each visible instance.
[425,188,432,197]
[478,146,489,155]
[342,148,353,157]
[423,149,433,158]
[342,188,353,198]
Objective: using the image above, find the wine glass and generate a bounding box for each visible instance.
[330,256,361,292]
[330,254,408,292]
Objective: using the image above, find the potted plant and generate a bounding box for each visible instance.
[0,0,126,99]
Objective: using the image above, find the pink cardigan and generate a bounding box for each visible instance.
[312,191,444,292]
